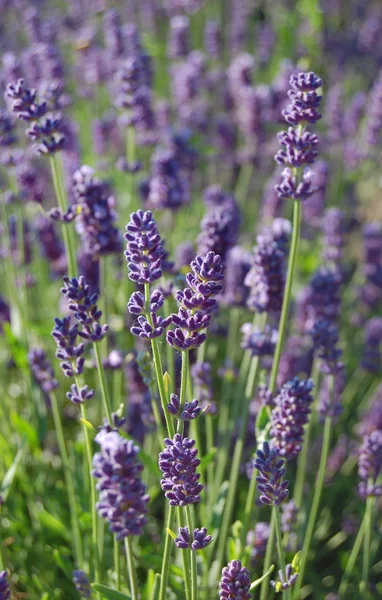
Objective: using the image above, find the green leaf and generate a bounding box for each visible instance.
[2,323,29,371]
[255,405,270,440]
[166,528,177,540]
[200,447,217,472]
[91,584,132,600]
[11,411,39,450]
[38,510,71,541]
[52,548,73,580]
[211,481,229,529]
[0,437,27,502]
[151,573,161,600]
[249,564,275,590]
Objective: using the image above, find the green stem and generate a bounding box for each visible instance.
[362,493,374,594]
[177,351,189,436]
[50,392,83,567]
[213,355,261,575]
[240,463,258,556]
[185,505,198,600]
[259,512,276,600]
[293,416,332,598]
[79,401,99,584]
[226,307,240,364]
[125,537,139,600]
[159,506,176,600]
[179,508,192,600]
[94,343,113,423]
[165,298,175,395]
[269,199,301,394]
[274,505,290,600]
[338,513,366,597]
[114,538,121,590]
[49,154,77,279]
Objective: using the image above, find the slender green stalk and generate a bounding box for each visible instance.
[114,538,121,590]
[269,199,302,394]
[50,392,83,567]
[226,307,241,364]
[274,505,290,600]
[260,512,275,600]
[164,298,175,394]
[49,154,77,279]
[240,462,258,556]
[79,401,99,584]
[94,343,113,423]
[125,537,139,600]
[213,355,261,575]
[293,416,332,598]
[185,505,198,600]
[179,508,192,600]
[362,493,374,594]
[177,351,189,436]
[158,506,176,600]
[338,513,366,597]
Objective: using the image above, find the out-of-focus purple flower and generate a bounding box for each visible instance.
[322,208,346,265]
[0,296,10,334]
[325,84,343,143]
[255,441,289,505]
[362,317,382,374]
[246,522,269,564]
[311,320,343,375]
[245,235,286,314]
[124,210,165,285]
[204,20,221,59]
[141,148,188,210]
[35,215,66,276]
[128,289,172,340]
[7,79,47,121]
[78,251,99,295]
[168,16,190,59]
[271,378,314,459]
[0,109,17,147]
[51,317,85,378]
[29,348,58,396]
[159,433,203,506]
[241,323,278,358]
[277,335,313,386]
[305,267,342,329]
[302,160,329,225]
[281,500,298,533]
[66,383,94,405]
[261,170,284,221]
[359,384,382,436]
[61,276,108,343]
[124,352,154,444]
[219,560,251,600]
[364,69,382,148]
[73,569,91,598]
[358,430,382,498]
[191,361,214,411]
[223,246,251,307]
[175,242,195,271]
[358,222,382,315]
[92,430,150,539]
[0,570,10,600]
[73,165,122,258]
[197,188,240,262]
[174,526,212,550]
[270,564,298,591]
[318,371,345,420]
[104,9,124,60]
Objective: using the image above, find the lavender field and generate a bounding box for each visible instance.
[0,1,381,598]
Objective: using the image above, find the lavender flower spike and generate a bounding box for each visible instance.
[159,434,203,506]
[0,570,10,600]
[219,560,252,600]
[92,431,150,540]
[254,442,289,505]
[358,430,382,498]
[61,276,108,343]
[73,569,91,598]
[124,210,165,285]
[174,526,212,550]
[270,564,298,591]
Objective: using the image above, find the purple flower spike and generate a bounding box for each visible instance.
[174,526,212,550]
[28,348,58,396]
[159,434,203,506]
[61,276,108,343]
[271,378,314,460]
[167,394,202,420]
[270,564,299,591]
[0,570,10,600]
[254,442,289,506]
[66,384,95,405]
[124,210,165,285]
[92,431,150,540]
[219,560,252,600]
[73,569,91,599]
[7,79,47,121]
[358,430,382,499]
[51,317,85,378]
[241,323,278,357]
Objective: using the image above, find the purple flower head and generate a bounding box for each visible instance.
[197,190,240,263]
[168,16,190,59]
[223,246,251,307]
[51,317,85,378]
[271,377,314,459]
[275,167,316,201]
[282,72,322,125]
[364,69,382,148]
[204,20,221,59]
[7,79,47,121]
[73,166,122,258]
[124,352,154,444]
[26,115,65,155]
[191,361,214,411]
[0,570,10,600]
[358,430,382,499]
[322,208,346,265]
[92,431,150,539]
[245,236,286,314]
[174,526,212,550]
[255,441,289,505]
[219,560,252,600]
[311,320,343,375]
[124,210,164,285]
[307,267,342,327]
[281,500,298,533]
[270,564,299,591]
[318,371,345,420]
[66,384,95,405]
[241,323,278,358]
[141,148,188,211]
[277,335,314,386]
[61,276,108,343]
[0,109,17,147]
[73,569,91,599]
[247,522,270,564]
[159,434,203,506]
[362,317,382,374]
[167,394,202,420]
[275,128,319,167]
[28,348,58,396]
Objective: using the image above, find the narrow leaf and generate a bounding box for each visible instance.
[0,437,27,502]
[249,564,275,590]
[91,584,132,600]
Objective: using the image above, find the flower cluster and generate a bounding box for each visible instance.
[247,522,270,565]
[270,378,314,459]
[197,187,240,263]
[168,394,202,420]
[270,564,298,592]
[92,430,150,539]
[362,317,382,374]
[223,246,251,307]
[310,320,343,375]
[7,78,65,154]
[141,147,188,210]
[358,430,382,499]
[219,560,252,600]
[128,289,172,339]
[174,526,212,550]
[159,434,203,506]
[254,441,289,505]
[51,317,85,378]
[61,276,108,343]
[72,166,122,258]
[167,251,224,351]
[72,570,91,599]
[0,570,10,600]
[125,210,165,285]
[241,323,278,358]
[28,348,58,397]
[275,71,322,201]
